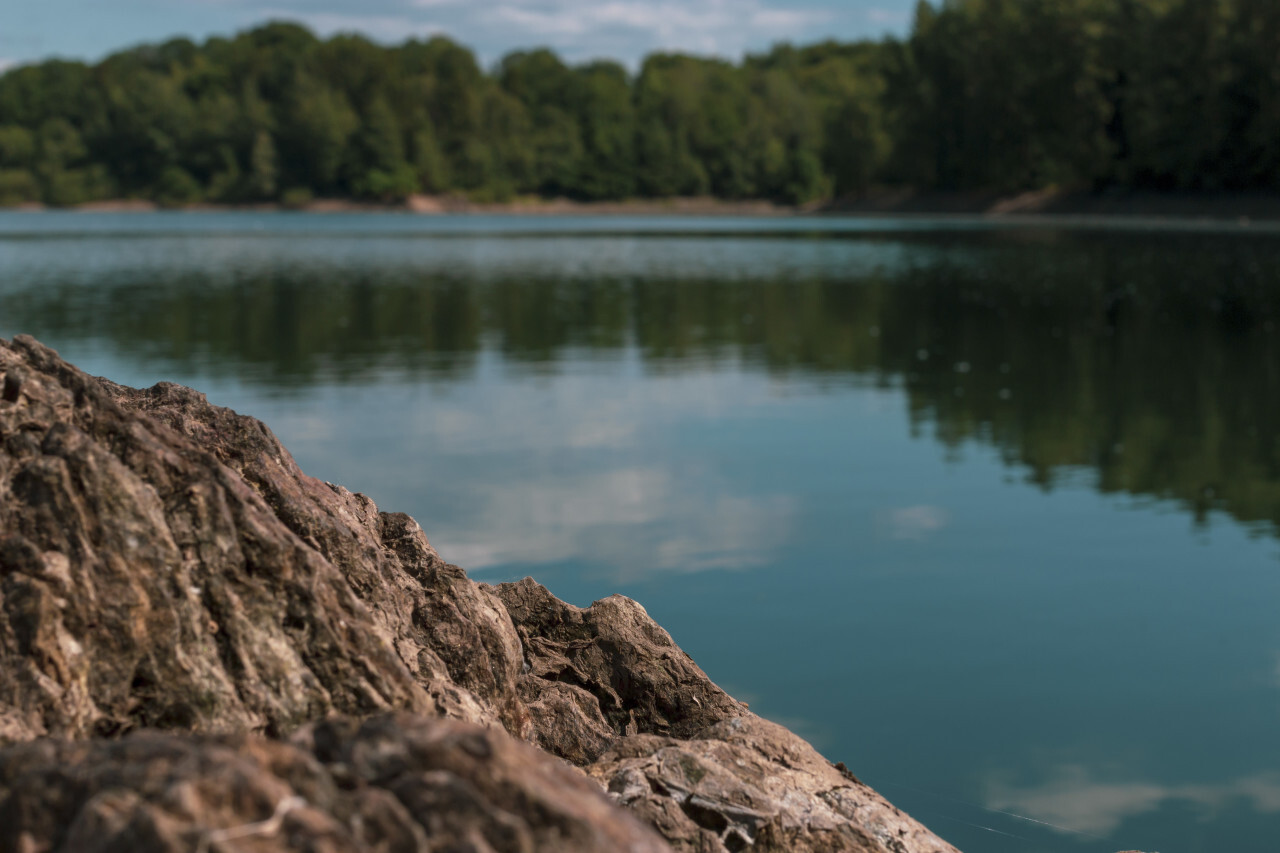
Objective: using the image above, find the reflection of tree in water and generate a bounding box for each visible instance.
[7,230,1280,534]
[881,234,1280,533]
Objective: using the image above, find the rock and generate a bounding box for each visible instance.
[0,334,523,742]
[589,715,957,853]
[491,578,746,759]
[0,712,673,853]
[0,335,960,853]
[492,584,959,853]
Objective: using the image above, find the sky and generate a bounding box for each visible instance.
[0,0,918,72]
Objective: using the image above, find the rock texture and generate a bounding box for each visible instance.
[492,578,746,763]
[0,335,521,742]
[0,335,959,853]
[0,713,670,853]
[589,716,946,853]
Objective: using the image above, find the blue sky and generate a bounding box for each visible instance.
[1,0,918,72]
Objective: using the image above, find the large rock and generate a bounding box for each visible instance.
[491,578,746,763]
[589,716,951,853]
[0,335,522,742]
[0,713,671,853]
[0,335,959,853]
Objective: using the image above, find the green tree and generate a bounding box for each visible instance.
[499,50,583,195]
[280,77,357,192]
[0,124,39,203]
[0,126,36,167]
[1,10,1278,204]
[155,165,203,206]
[249,129,278,199]
[34,118,112,205]
[572,62,636,198]
[351,96,419,199]
[1225,0,1280,188]
[0,170,39,204]
[410,125,450,193]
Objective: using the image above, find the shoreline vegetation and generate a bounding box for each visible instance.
[2,1,1278,213]
[7,189,1280,221]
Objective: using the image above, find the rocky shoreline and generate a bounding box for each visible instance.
[0,335,959,852]
[6,188,1280,221]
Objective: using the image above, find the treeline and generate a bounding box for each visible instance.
[1,0,1279,207]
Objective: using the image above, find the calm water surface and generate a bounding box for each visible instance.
[3,211,1280,853]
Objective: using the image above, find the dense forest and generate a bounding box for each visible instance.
[1,0,1279,207]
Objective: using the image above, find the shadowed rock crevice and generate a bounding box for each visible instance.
[0,335,959,853]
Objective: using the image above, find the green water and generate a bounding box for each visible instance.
[3,211,1280,853]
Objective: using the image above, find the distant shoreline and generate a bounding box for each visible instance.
[5,196,801,217]
[6,188,1280,221]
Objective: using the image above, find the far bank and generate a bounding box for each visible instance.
[8,189,1280,222]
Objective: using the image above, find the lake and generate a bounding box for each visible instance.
[2,211,1279,853]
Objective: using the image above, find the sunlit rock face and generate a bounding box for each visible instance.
[0,334,959,853]
[0,334,523,741]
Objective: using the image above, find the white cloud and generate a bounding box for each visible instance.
[751,8,830,30]
[485,0,833,62]
[12,0,916,71]
[489,4,588,38]
[867,7,910,26]
[986,766,1280,838]
[250,9,445,42]
[233,0,841,66]
[489,0,830,39]
[0,58,17,74]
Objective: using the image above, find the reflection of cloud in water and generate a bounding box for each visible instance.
[987,766,1280,837]
[414,370,798,579]
[877,505,950,540]
[426,391,647,452]
[436,466,796,581]
[256,363,803,583]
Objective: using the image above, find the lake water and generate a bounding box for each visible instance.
[3,211,1280,853]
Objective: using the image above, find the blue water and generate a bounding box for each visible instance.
[3,211,1279,853]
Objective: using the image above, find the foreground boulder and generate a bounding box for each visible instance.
[589,715,951,853]
[0,713,671,853]
[0,335,959,853]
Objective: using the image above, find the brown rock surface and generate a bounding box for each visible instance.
[491,578,747,761]
[0,335,959,853]
[589,716,957,853]
[0,712,672,853]
[0,334,521,742]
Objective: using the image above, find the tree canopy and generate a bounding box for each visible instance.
[1,1,1278,207]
